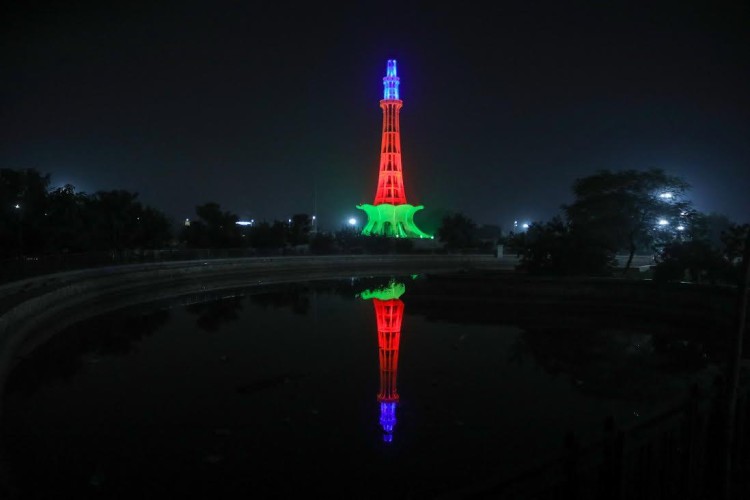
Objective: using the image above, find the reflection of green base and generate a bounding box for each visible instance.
[357,280,405,301]
[355,203,433,239]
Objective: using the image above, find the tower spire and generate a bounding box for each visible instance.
[383,59,400,100]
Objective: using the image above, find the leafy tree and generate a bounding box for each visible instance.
[44,184,89,252]
[132,206,173,249]
[287,213,312,246]
[361,234,392,254]
[85,190,147,251]
[652,216,745,285]
[0,168,51,256]
[359,234,415,254]
[688,212,735,251]
[503,231,527,256]
[437,212,477,252]
[563,168,693,272]
[516,216,616,276]
[720,223,750,285]
[249,220,287,251]
[334,226,364,254]
[652,240,727,284]
[182,202,242,248]
[309,232,337,255]
[720,223,750,265]
[1,168,172,261]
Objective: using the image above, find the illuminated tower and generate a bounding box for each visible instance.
[357,60,432,239]
[358,280,406,442]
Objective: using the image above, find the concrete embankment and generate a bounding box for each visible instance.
[0,254,516,368]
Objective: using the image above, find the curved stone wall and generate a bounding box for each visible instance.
[0,254,511,384]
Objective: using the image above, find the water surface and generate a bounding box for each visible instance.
[1,275,721,498]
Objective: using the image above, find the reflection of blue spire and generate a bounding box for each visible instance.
[379,401,398,442]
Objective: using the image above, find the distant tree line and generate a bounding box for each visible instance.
[1,168,172,258]
[3,167,746,285]
[498,168,749,284]
[1,168,488,261]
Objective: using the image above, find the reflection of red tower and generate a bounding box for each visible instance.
[373,297,403,442]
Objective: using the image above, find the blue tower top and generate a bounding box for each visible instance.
[383,59,400,100]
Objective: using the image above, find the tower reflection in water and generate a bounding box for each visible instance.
[357,279,406,443]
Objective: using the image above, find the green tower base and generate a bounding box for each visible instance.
[356,203,433,239]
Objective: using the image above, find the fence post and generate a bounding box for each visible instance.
[683,382,702,498]
[721,227,750,499]
[563,431,579,498]
[601,415,624,499]
[735,386,749,473]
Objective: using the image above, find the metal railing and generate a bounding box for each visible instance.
[440,378,750,499]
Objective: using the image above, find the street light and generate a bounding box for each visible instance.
[14,203,23,255]
[348,217,357,227]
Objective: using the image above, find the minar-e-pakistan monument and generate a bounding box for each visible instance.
[357,60,432,239]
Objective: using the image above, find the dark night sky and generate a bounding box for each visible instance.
[2,1,748,231]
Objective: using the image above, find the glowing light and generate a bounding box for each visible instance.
[348,217,357,226]
[658,219,669,226]
[659,192,673,199]
[522,223,530,229]
[360,280,406,443]
[677,225,685,231]
[356,60,432,239]
[380,401,397,442]
[236,221,253,226]
[357,280,406,301]
[383,59,400,100]
[14,204,20,209]
[356,203,431,238]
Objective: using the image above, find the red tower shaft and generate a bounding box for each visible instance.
[373,298,403,403]
[374,99,407,205]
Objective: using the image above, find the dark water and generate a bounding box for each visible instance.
[0,275,725,499]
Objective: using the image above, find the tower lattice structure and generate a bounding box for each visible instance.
[374,60,407,205]
[356,60,431,239]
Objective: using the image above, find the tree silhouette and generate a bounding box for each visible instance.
[0,168,51,257]
[437,212,477,251]
[181,202,242,248]
[563,168,693,272]
[288,213,312,246]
